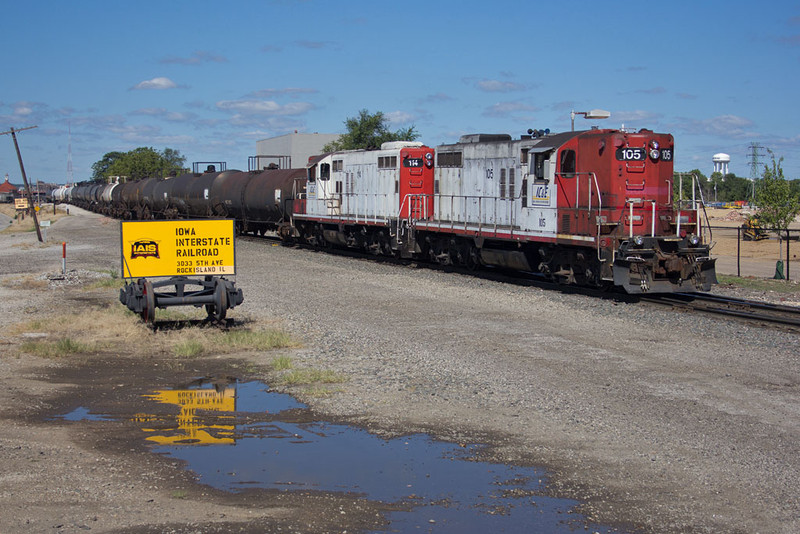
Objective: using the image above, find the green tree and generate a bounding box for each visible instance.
[91,151,125,182]
[756,151,800,230]
[672,169,707,205]
[722,174,753,203]
[322,109,419,152]
[756,151,800,275]
[92,147,187,182]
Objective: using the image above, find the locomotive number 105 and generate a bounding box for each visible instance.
[616,147,673,161]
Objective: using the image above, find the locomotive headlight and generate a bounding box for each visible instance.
[425,153,433,161]
[633,235,645,246]
[649,140,660,160]
[688,234,701,246]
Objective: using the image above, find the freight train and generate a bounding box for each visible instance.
[55,127,717,293]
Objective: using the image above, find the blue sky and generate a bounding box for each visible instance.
[1,0,799,184]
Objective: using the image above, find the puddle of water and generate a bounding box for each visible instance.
[137,379,622,533]
[52,406,115,422]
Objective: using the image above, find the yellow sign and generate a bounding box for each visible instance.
[120,219,236,278]
[14,198,28,209]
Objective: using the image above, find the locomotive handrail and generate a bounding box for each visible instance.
[424,193,519,236]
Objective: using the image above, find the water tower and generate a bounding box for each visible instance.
[712,153,730,176]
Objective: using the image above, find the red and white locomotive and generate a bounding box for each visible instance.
[287,128,716,293]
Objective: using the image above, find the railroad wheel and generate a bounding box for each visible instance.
[141,280,156,323]
[464,245,480,271]
[206,281,228,322]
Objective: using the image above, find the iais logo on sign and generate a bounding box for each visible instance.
[130,240,160,259]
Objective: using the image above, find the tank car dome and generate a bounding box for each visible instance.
[712,153,730,163]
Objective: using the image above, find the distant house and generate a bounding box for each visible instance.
[0,175,19,202]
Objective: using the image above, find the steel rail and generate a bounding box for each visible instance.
[642,292,800,329]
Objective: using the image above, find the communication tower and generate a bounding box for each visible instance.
[67,123,74,185]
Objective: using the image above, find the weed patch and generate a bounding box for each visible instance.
[717,275,800,294]
[277,368,347,386]
[172,339,206,357]
[20,337,95,358]
[9,298,300,364]
[271,355,293,370]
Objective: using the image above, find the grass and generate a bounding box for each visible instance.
[271,355,293,370]
[717,274,800,294]
[276,368,347,386]
[20,337,95,358]
[0,203,70,234]
[10,300,300,362]
[222,329,298,351]
[88,269,124,289]
[0,274,49,290]
[172,339,206,357]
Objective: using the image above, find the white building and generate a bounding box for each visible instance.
[255,132,340,170]
[712,153,730,176]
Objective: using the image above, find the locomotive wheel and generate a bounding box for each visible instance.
[141,280,156,323]
[465,245,481,271]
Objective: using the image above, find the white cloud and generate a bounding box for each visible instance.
[613,110,661,123]
[677,114,756,139]
[131,77,179,90]
[248,88,318,98]
[160,51,227,65]
[130,108,197,122]
[475,79,525,93]
[216,99,313,116]
[386,111,415,125]
[482,101,538,118]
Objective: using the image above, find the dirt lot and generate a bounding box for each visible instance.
[1,207,799,533]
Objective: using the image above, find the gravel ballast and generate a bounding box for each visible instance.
[1,208,798,533]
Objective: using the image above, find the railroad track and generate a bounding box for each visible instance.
[243,233,800,329]
[642,292,800,330]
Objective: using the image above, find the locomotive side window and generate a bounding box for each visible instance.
[531,151,551,184]
[559,149,576,178]
[308,165,316,182]
[320,163,331,180]
[333,159,343,172]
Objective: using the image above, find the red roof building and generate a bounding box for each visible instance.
[0,174,19,195]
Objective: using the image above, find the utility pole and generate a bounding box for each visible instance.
[1,126,43,242]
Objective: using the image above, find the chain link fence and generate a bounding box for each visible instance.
[708,226,798,281]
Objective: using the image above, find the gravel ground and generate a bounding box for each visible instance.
[1,208,799,533]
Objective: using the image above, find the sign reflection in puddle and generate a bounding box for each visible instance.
[132,378,623,533]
